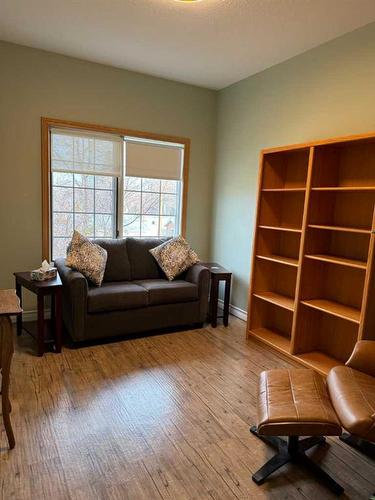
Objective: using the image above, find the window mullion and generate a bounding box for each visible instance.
[117,141,125,238]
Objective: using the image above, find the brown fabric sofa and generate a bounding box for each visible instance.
[54,237,210,342]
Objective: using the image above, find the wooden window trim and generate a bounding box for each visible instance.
[41,117,191,260]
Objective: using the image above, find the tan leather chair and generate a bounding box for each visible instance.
[327,340,375,457]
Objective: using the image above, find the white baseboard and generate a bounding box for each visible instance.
[218,299,247,322]
[10,309,51,323]
[13,304,248,324]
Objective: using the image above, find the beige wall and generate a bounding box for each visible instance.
[211,22,375,312]
[0,41,216,310]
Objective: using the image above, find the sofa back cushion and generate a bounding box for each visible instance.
[127,237,168,280]
[94,239,131,282]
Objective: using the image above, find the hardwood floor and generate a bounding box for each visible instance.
[1,317,374,499]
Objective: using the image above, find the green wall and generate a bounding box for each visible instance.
[2,22,375,315]
[0,42,216,310]
[211,22,375,312]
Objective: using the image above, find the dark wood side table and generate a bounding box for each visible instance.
[14,272,63,356]
[0,289,22,449]
[201,263,232,328]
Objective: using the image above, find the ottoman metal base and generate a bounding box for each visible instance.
[250,426,344,496]
[339,432,375,459]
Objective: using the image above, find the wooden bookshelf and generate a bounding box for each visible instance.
[247,133,375,375]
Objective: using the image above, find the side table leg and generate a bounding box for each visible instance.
[211,277,219,328]
[37,294,45,357]
[0,316,15,449]
[54,289,62,353]
[223,276,231,327]
[15,282,22,336]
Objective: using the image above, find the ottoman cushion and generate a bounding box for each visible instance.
[258,368,342,436]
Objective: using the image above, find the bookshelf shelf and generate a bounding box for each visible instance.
[253,291,295,311]
[300,299,361,324]
[256,254,299,267]
[305,254,367,270]
[308,224,371,234]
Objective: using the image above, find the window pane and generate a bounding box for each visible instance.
[95,176,113,190]
[124,191,141,214]
[53,212,73,237]
[52,237,71,260]
[52,135,73,162]
[53,172,73,187]
[74,174,94,189]
[95,214,114,237]
[142,192,159,215]
[124,215,140,236]
[125,176,141,191]
[160,216,176,237]
[75,214,94,236]
[75,188,94,213]
[142,178,160,192]
[95,190,114,214]
[141,215,159,236]
[161,194,177,216]
[53,187,73,212]
[161,180,177,193]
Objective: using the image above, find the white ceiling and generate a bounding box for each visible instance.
[1,0,375,89]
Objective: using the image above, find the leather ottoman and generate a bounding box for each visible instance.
[250,368,344,495]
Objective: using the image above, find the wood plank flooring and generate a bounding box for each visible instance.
[1,317,374,499]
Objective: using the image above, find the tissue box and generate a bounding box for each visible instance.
[30,267,57,281]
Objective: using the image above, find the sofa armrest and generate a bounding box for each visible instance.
[346,340,375,377]
[55,257,88,340]
[185,263,210,321]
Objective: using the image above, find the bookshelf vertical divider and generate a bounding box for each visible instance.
[247,132,375,376]
[290,146,314,353]
[358,207,375,340]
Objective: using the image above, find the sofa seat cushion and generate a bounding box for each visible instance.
[87,282,148,313]
[135,279,198,305]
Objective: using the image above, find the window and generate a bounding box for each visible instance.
[52,172,117,258]
[123,176,181,238]
[47,121,187,261]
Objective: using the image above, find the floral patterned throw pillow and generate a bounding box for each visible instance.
[149,236,199,281]
[66,231,107,286]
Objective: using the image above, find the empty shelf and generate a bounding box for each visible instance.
[311,186,375,192]
[295,351,344,376]
[262,188,306,192]
[301,299,360,324]
[253,291,295,311]
[305,254,367,270]
[308,224,371,234]
[250,327,291,355]
[256,254,299,267]
[258,225,302,233]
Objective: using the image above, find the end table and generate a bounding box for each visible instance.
[14,272,63,356]
[201,262,232,328]
[0,289,22,449]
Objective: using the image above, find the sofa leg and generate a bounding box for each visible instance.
[340,433,375,459]
[250,426,344,496]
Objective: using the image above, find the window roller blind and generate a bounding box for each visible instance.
[51,128,122,177]
[125,140,183,180]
